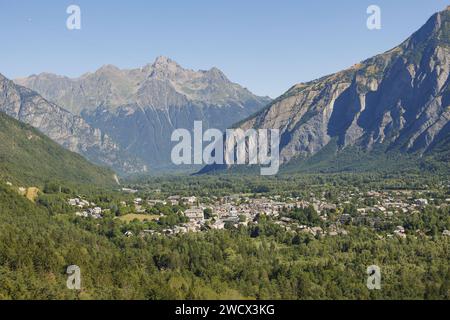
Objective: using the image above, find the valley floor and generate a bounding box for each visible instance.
[0,173,449,300]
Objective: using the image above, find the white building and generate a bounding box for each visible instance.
[184,208,204,222]
[182,196,197,205]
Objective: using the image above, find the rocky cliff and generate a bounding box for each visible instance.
[222,7,450,170]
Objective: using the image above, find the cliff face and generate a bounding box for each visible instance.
[0,74,146,174]
[233,8,450,166]
[16,57,271,169]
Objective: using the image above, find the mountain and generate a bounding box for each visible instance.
[203,7,450,174]
[0,111,118,186]
[15,57,271,170]
[0,73,146,175]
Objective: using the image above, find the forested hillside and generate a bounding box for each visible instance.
[0,112,116,187]
[0,181,448,300]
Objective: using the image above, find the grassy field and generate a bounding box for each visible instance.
[117,214,160,223]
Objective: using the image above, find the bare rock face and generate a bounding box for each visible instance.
[15,57,271,170]
[0,74,147,174]
[229,8,450,167]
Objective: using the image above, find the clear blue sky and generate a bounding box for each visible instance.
[0,0,448,97]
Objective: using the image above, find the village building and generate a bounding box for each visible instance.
[182,196,197,205]
[184,208,204,222]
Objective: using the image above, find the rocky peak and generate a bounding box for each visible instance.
[203,67,229,83]
[96,64,121,74]
[403,6,449,51]
[149,56,185,79]
[153,55,176,66]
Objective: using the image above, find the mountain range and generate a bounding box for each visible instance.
[3,7,450,177]
[14,57,271,171]
[203,6,450,174]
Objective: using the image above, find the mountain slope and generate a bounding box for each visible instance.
[0,111,117,186]
[205,7,450,173]
[0,74,146,174]
[16,57,271,169]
